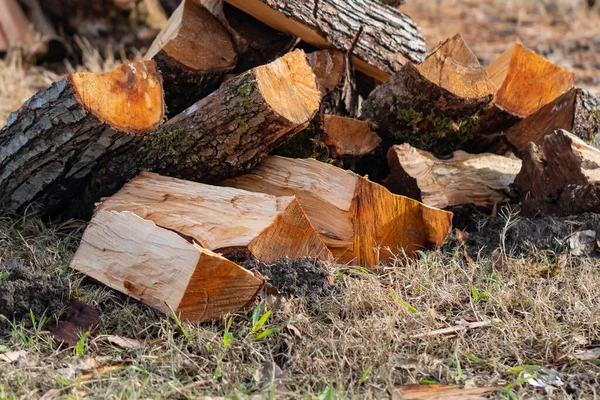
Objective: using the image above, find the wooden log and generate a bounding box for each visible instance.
[361,34,495,156]
[386,144,522,209]
[0,27,7,54]
[98,171,333,262]
[514,129,600,216]
[223,0,426,81]
[71,209,265,322]
[145,0,238,114]
[506,88,600,154]
[222,156,453,267]
[0,0,33,51]
[0,60,165,214]
[322,115,381,157]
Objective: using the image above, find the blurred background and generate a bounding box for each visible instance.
[1,0,599,124]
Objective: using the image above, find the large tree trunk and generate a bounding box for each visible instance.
[223,0,426,81]
[386,144,521,209]
[222,156,453,267]
[98,172,332,262]
[71,209,265,322]
[145,0,238,115]
[361,34,495,156]
[506,88,600,154]
[514,129,600,216]
[0,60,165,214]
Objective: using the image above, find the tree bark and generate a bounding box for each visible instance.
[322,115,381,157]
[361,35,495,156]
[222,156,453,267]
[506,88,600,154]
[0,60,165,214]
[71,209,265,322]
[223,0,426,81]
[98,172,332,262]
[514,129,600,216]
[145,0,238,115]
[386,144,521,209]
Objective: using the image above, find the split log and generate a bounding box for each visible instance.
[223,0,426,81]
[506,88,600,154]
[479,43,574,134]
[71,209,265,322]
[222,156,453,267]
[361,34,495,156]
[145,0,237,114]
[0,60,165,214]
[322,115,381,157]
[98,172,332,262]
[386,144,521,209]
[514,129,600,216]
[1,50,320,215]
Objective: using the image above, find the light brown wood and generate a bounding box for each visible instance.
[98,172,332,262]
[0,27,7,53]
[222,156,453,267]
[386,144,522,209]
[223,0,426,81]
[486,43,574,118]
[71,209,264,322]
[322,115,381,157]
[393,384,498,400]
[514,129,600,216]
[69,61,165,134]
[0,0,33,49]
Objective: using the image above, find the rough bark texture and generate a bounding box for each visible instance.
[514,130,600,216]
[145,0,238,115]
[224,0,426,81]
[99,172,332,262]
[506,88,600,154]
[386,144,521,209]
[0,61,165,214]
[71,209,265,322]
[322,115,381,157]
[361,35,495,156]
[222,156,453,267]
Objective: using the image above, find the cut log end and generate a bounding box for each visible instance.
[255,49,321,124]
[69,60,165,134]
[486,43,574,118]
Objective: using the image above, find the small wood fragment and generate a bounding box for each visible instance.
[410,319,501,339]
[393,384,499,400]
[322,115,381,157]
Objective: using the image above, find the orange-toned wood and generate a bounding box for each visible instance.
[98,172,332,262]
[322,115,381,157]
[71,209,264,322]
[306,49,346,97]
[222,156,453,267]
[386,143,521,209]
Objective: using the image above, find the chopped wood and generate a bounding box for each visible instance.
[410,319,501,339]
[0,60,165,214]
[223,0,426,81]
[514,129,600,216]
[222,156,453,267]
[386,144,521,209]
[145,0,238,114]
[322,115,381,157]
[506,87,600,154]
[70,209,265,322]
[143,0,168,29]
[98,172,332,262]
[0,27,7,53]
[0,0,33,50]
[393,384,498,400]
[361,34,495,156]
[45,300,102,346]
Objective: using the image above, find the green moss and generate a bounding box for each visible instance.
[143,128,186,155]
[274,124,333,163]
[237,77,255,107]
[396,108,424,128]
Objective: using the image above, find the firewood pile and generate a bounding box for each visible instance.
[1,0,598,323]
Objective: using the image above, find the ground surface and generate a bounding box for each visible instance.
[1,1,600,399]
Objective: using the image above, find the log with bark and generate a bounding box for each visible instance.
[322,115,381,158]
[361,34,495,156]
[1,50,321,215]
[145,0,238,114]
[98,172,332,262]
[514,129,600,216]
[506,87,600,154]
[223,0,426,81]
[71,209,265,322]
[386,144,522,209]
[0,60,165,214]
[222,156,453,267]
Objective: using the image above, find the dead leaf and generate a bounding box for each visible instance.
[286,324,302,339]
[574,347,600,361]
[569,230,596,256]
[490,248,508,271]
[40,389,61,400]
[0,350,27,364]
[80,361,133,380]
[101,335,144,349]
[393,384,498,400]
[46,299,102,346]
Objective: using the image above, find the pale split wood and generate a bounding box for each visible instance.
[393,384,499,400]
[70,209,264,322]
[410,319,501,339]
